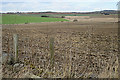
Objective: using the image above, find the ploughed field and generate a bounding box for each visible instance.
[2,20,119,78]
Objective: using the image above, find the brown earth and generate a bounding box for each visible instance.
[2,16,119,78]
[65,15,118,22]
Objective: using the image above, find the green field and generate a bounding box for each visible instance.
[2,14,68,24]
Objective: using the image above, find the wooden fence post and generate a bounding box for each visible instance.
[50,37,54,68]
[13,34,18,63]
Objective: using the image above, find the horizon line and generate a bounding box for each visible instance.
[1,9,118,13]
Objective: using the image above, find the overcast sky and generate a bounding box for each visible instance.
[1,0,119,12]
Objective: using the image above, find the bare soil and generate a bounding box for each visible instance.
[2,16,119,78]
[65,15,118,22]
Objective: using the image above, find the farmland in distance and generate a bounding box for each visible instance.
[2,14,68,24]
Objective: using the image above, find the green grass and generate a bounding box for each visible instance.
[2,14,68,24]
